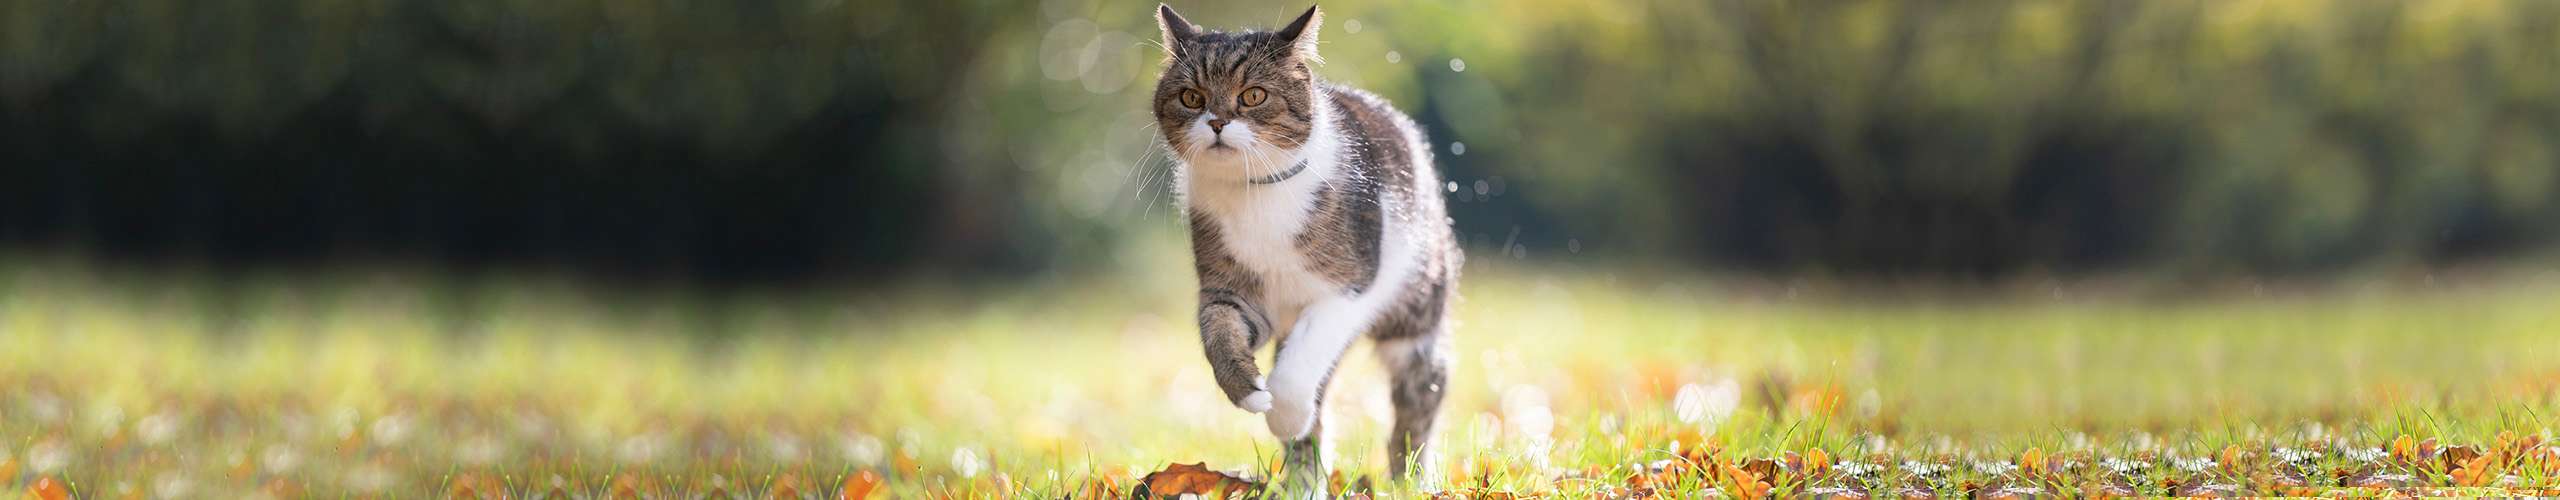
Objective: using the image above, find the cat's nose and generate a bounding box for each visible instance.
[1207,118,1231,133]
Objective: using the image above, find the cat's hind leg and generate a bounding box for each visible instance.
[1264,296,1369,496]
[1376,318,1451,482]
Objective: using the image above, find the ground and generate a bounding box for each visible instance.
[2,256,2558,497]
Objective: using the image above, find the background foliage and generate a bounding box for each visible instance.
[3,0,2558,281]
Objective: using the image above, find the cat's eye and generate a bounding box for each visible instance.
[1240,87,1268,107]
[1179,89,1205,109]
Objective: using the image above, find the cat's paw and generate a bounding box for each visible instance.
[1237,390,1272,413]
[1263,383,1318,440]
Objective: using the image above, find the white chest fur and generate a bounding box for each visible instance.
[1188,157,1339,324]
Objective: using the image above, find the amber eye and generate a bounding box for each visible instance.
[1179,89,1204,109]
[1240,87,1268,107]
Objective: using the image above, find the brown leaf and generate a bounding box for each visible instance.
[1741,458,1784,486]
[2218,444,2247,472]
[2450,453,2497,487]
[1140,462,1259,499]
[1804,448,1833,477]
[2441,445,2483,475]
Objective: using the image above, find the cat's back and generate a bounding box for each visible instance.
[1322,83,1444,227]
[1323,83,1430,178]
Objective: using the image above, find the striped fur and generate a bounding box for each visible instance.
[1153,4,1463,490]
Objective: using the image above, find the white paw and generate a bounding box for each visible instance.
[1262,381,1319,440]
[1237,390,1272,413]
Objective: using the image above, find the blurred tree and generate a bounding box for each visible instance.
[0,0,2555,282]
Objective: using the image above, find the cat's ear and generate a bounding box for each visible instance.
[1275,5,1323,60]
[1157,4,1200,55]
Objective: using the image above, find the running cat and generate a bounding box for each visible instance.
[1150,3,1462,490]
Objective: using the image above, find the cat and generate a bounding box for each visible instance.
[1150,3,1463,492]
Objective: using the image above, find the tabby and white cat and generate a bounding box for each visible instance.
[1150,3,1462,490]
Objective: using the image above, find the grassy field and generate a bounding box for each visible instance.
[3,254,2560,497]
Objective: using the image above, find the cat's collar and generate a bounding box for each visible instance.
[1248,159,1310,185]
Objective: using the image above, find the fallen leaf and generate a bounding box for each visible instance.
[2451,453,2497,487]
[844,470,883,500]
[1720,460,1773,499]
[1741,458,1783,486]
[1077,470,1130,499]
[27,477,70,500]
[1139,462,1258,499]
[2442,446,2484,476]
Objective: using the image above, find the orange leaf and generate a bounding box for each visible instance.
[1077,471,1127,499]
[2451,454,2497,487]
[1804,448,1832,475]
[843,470,883,500]
[2020,448,2047,476]
[2390,435,2417,463]
[1140,462,1259,498]
[1720,461,1773,499]
[1740,458,1782,486]
[28,477,70,500]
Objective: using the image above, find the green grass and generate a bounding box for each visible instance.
[2,254,2559,497]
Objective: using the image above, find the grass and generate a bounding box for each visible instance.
[2,252,2559,497]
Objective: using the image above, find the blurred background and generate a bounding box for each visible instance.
[4,0,2560,495]
[6,0,2559,286]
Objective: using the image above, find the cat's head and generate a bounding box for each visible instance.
[1151,4,1324,178]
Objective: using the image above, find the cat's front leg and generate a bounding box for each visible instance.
[1264,295,1375,441]
[1199,289,1274,412]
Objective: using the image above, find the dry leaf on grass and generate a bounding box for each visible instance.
[1139,462,1260,498]
[25,477,71,500]
[843,470,883,500]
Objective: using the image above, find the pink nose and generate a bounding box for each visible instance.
[1208,118,1231,133]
